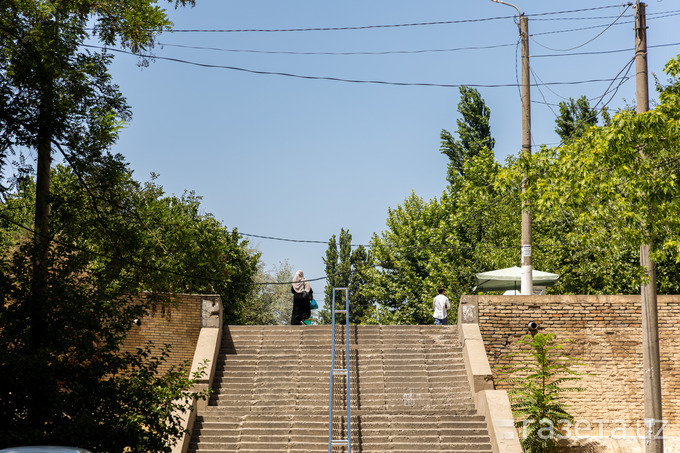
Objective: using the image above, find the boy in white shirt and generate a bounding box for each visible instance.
[433,287,451,325]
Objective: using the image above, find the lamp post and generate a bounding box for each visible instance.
[491,0,533,295]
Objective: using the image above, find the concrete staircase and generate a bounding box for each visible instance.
[188,325,493,452]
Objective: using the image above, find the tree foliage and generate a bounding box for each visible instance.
[0,0,196,247]
[357,61,680,324]
[0,0,198,366]
[360,148,519,325]
[0,161,259,449]
[0,2,261,447]
[527,54,680,290]
[248,259,295,325]
[319,228,372,324]
[554,96,600,142]
[440,86,495,184]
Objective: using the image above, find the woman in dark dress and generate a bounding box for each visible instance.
[291,269,313,325]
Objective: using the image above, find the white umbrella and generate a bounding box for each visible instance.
[473,266,560,292]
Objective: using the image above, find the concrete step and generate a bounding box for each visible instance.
[195,411,485,422]
[190,325,489,452]
[190,443,491,452]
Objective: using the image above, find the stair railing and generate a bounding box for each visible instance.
[328,287,351,452]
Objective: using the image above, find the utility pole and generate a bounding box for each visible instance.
[519,12,532,296]
[635,2,663,452]
[491,0,533,295]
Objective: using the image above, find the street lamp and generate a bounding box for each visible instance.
[490,0,533,295]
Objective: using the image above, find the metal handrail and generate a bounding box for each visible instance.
[328,287,351,452]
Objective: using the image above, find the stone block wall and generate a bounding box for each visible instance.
[460,294,680,437]
[120,293,221,375]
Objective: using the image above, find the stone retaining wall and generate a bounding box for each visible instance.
[120,293,221,375]
[460,294,680,438]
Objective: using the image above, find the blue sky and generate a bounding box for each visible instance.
[106,0,679,304]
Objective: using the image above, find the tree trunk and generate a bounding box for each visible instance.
[30,84,53,346]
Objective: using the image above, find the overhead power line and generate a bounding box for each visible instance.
[240,231,556,250]
[157,41,518,56]
[164,5,629,33]
[530,4,631,52]
[168,16,516,33]
[533,41,680,58]
[85,44,644,89]
[529,9,680,37]
[526,4,629,17]
[154,40,680,61]
[528,9,680,21]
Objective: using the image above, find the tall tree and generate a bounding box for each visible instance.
[440,86,495,184]
[554,96,599,142]
[320,228,372,324]
[348,244,372,323]
[0,160,258,449]
[361,149,517,325]
[321,229,352,324]
[0,0,195,362]
[323,233,339,310]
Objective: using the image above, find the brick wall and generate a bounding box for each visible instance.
[120,293,220,375]
[463,294,680,436]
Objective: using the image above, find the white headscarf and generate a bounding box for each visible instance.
[292,269,311,294]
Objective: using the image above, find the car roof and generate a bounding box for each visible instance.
[0,447,92,453]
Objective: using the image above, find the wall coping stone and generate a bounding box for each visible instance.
[170,295,223,453]
[458,299,521,453]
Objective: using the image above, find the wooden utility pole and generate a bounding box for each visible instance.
[491,0,533,295]
[519,13,533,296]
[635,3,663,453]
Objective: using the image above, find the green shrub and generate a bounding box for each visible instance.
[499,332,586,453]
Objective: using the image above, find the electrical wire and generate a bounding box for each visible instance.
[168,16,516,33]
[153,38,679,62]
[532,41,680,59]
[529,4,631,52]
[161,5,630,34]
[530,15,630,21]
[527,49,635,113]
[156,41,518,56]
[527,8,680,21]
[531,68,560,117]
[531,21,629,37]
[239,231,567,251]
[521,9,677,37]
[526,4,629,17]
[85,44,644,89]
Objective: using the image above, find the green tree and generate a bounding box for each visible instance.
[319,228,372,324]
[0,0,195,371]
[554,96,599,142]
[248,259,295,325]
[348,244,372,323]
[350,56,680,325]
[323,228,352,309]
[361,192,449,325]
[361,148,519,325]
[528,54,680,293]
[499,333,585,453]
[440,86,495,184]
[0,161,259,449]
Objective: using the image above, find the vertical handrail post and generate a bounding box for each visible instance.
[345,290,351,453]
[328,289,336,453]
[328,288,350,452]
